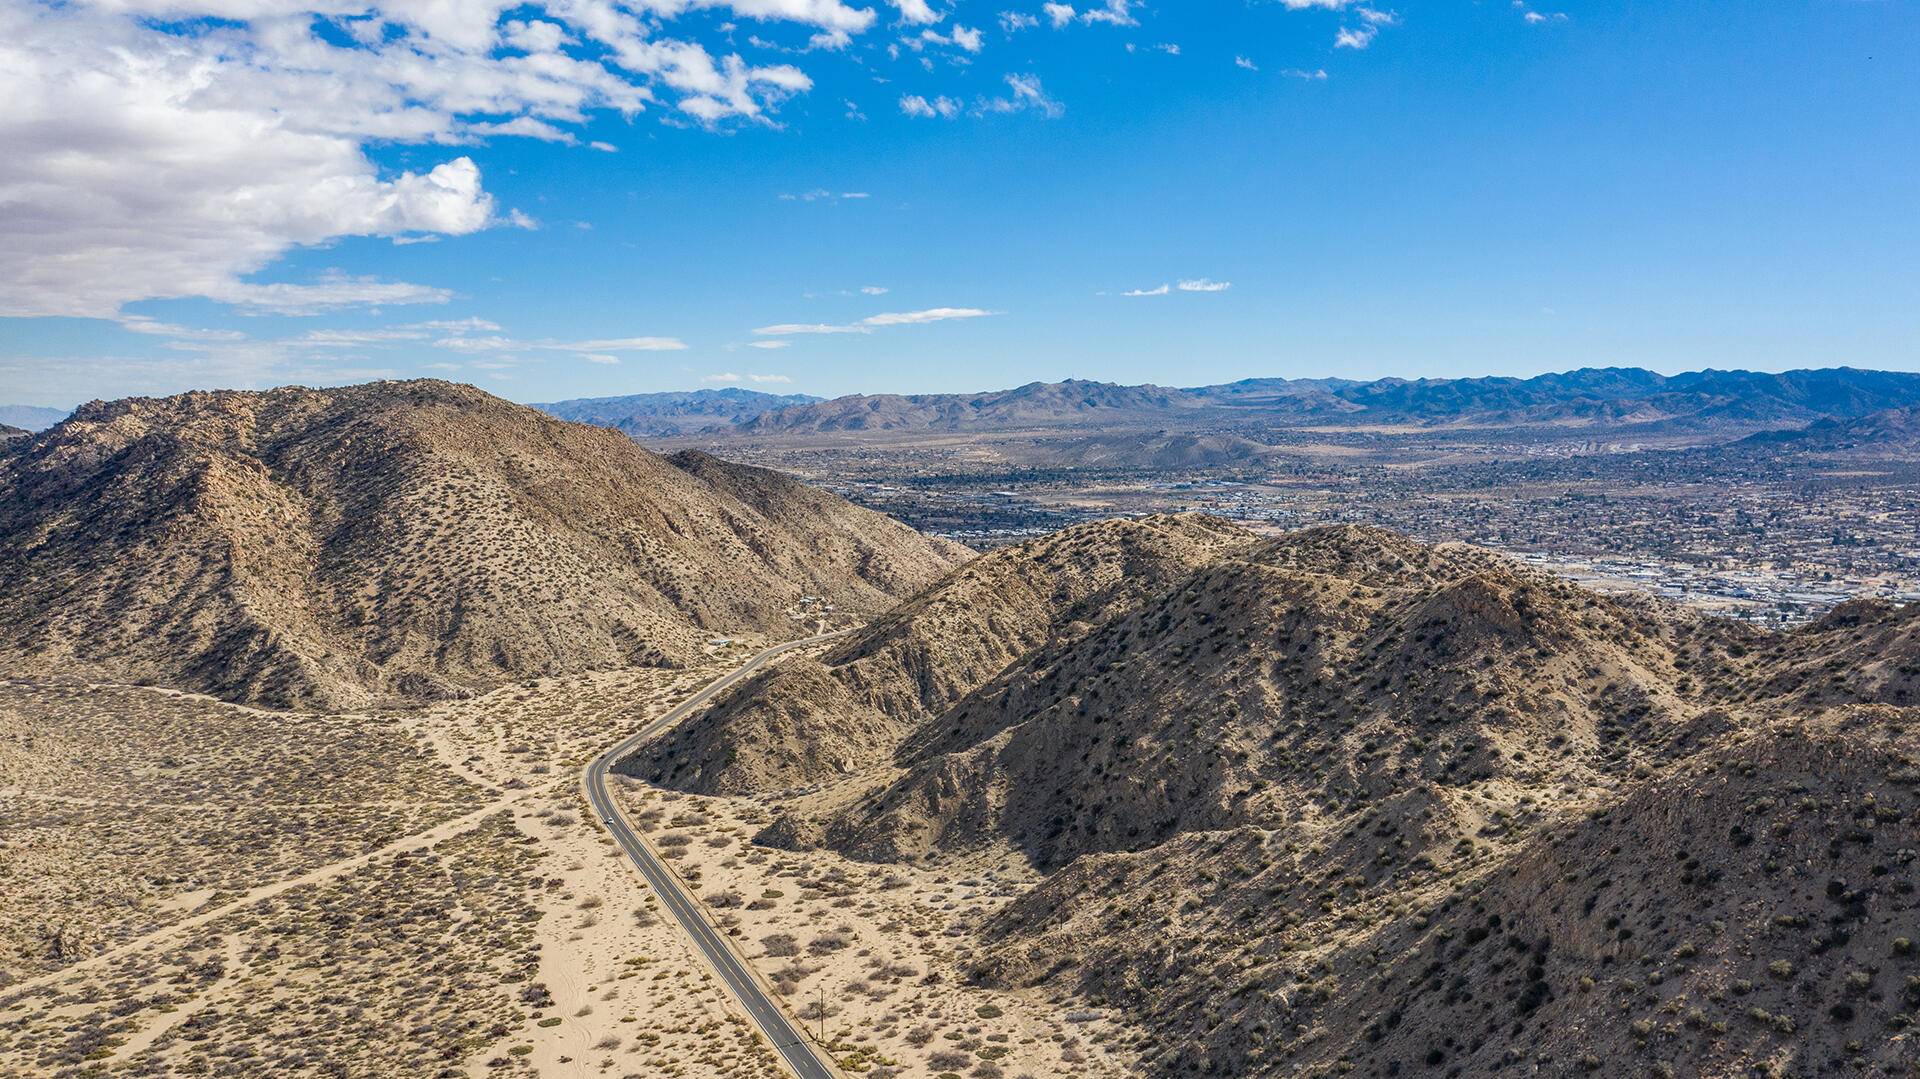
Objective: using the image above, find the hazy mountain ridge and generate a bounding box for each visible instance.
[0,380,967,709]
[735,378,1198,435]
[0,406,68,432]
[619,366,1920,440]
[534,387,824,437]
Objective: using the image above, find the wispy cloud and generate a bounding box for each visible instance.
[900,94,961,118]
[916,24,984,53]
[117,316,248,342]
[862,307,992,326]
[1081,0,1139,27]
[903,74,1062,119]
[753,306,996,335]
[426,331,688,357]
[1178,278,1232,292]
[780,189,875,203]
[1123,279,1232,296]
[1335,25,1377,49]
[295,328,433,346]
[979,74,1064,118]
[1335,7,1398,49]
[409,317,503,333]
[558,337,688,352]
[752,322,870,336]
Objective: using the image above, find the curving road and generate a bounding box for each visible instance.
[584,632,849,1079]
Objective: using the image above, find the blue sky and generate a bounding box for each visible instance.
[2,0,1915,408]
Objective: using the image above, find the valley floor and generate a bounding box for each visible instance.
[0,645,1126,1078]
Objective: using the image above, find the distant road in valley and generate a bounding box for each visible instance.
[584,632,849,1079]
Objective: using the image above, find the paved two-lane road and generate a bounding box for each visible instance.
[584,632,848,1079]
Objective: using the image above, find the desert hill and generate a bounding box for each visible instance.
[534,387,821,437]
[629,513,1254,794]
[1018,430,1284,471]
[0,425,25,443]
[645,518,1919,1076]
[758,525,1717,866]
[0,380,967,709]
[1741,406,1920,453]
[984,707,1918,1076]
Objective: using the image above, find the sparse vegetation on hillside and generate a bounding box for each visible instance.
[663,520,1920,1076]
[0,380,967,709]
[633,513,1253,794]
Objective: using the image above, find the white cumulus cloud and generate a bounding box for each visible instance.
[0,0,871,320]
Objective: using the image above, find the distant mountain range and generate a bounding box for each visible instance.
[734,379,1195,434]
[0,405,68,431]
[534,387,823,436]
[549,367,1920,442]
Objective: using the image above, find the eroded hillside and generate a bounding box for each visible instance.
[0,381,968,709]
[629,513,1254,794]
[644,520,1920,1076]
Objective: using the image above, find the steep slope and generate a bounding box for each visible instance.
[534,388,822,437]
[665,449,974,590]
[0,425,26,444]
[0,381,966,709]
[984,708,1919,1077]
[629,514,1255,794]
[765,525,1718,866]
[629,513,1920,1076]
